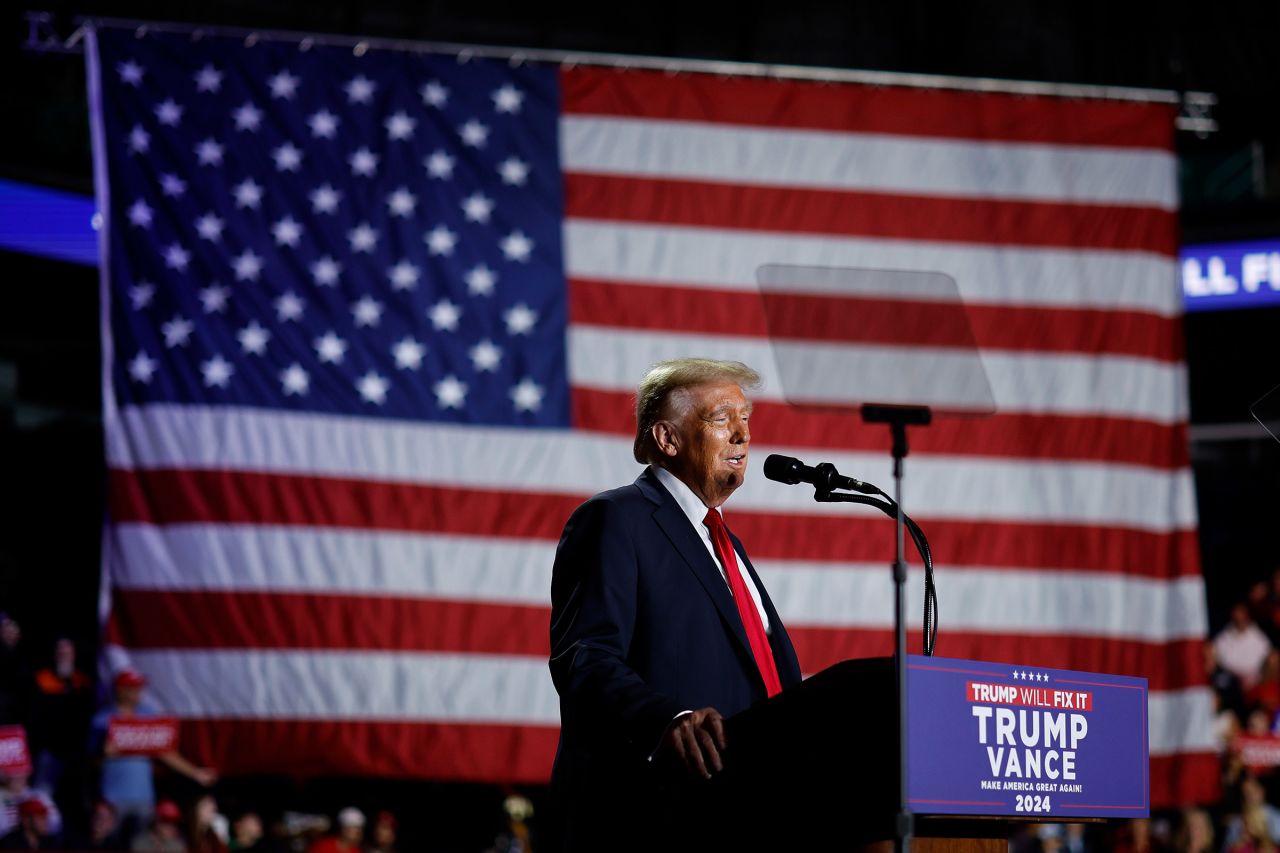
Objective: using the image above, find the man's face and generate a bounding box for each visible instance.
[657,381,752,508]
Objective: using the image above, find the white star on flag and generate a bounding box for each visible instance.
[128,283,155,309]
[462,193,494,223]
[469,339,502,372]
[163,243,191,271]
[492,84,525,114]
[425,225,457,256]
[385,111,416,140]
[231,249,263,281]
[272,143,303,172]
[352,297,383,328]
[160,174,187,198]
[194,64,222,93]
[127,200,153,228]
[198,285,230,313]
[420,80,448,107]
[345,75,376,104]
[280,363,309,396]
[309,185,342,215]
[275,292,305,322]
[128,125,150,154]
[233,102,263,131]
[308,109,339,139]
[392,337,425,370]
[387,188,417,217]
[238,321,271,355]
[349,147,379,177]
[459,120,489,148]
[465,265,496,296]
[500,231,534,262]
[154,99,183,126]
[272,217,303,247]
[128,352,157,382]
[428,299,462,331]
[314,332,347,363]
[117,60,144,86]
[388,260,419,291]
[510,378,543,412]
[498,157,529,186]
[504,303,537,335]
[233,179,263,209]
[161,316,194,348]
[434,375,467,409]
[310,256,342,286]
[357,371,389,404]
[201,355,234,388]
[425,150,455,179]
[195,213,224,241]
[348,223,378,253]
[268,70,300,100]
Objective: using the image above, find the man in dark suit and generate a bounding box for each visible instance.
[548,358,803,851]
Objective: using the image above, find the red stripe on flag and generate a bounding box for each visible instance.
[107,469,1200,577]
[1150,752,1221,808]
[180,718,558,783]
[565,174,1177,254]
[569,278,1184,362]
[571,387,1191,469]
[560,67,1176,150]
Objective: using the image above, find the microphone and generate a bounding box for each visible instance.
[763,454,879,495]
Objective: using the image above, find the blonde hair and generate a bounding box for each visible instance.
[632,358,761,464]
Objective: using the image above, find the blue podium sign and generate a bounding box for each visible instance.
[906,656,1149,819]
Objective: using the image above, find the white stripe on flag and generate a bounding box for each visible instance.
[560,116,1178,209]
[1147,687,1217,756]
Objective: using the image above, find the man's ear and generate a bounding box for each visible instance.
[652,421,680,458]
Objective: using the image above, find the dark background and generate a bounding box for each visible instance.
[3,2,1279,845]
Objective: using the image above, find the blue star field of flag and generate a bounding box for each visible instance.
[95,28,569,426]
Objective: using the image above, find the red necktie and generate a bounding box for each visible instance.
[704,509,783,698]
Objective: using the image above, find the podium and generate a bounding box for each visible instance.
[679,656,1149,851]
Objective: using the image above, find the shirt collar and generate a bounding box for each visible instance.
[652,465,722,531]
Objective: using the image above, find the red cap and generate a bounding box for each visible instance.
[155,800,181,823]
[18,799,49,818]
[114,669,147,689]
[375,811,397,829]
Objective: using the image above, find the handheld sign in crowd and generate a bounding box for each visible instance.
[907,656,1149,819]
[1236,734,1280,773]
[0,726,31,775]
[107,717,179,756]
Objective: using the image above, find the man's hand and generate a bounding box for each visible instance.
[659,707,726,781]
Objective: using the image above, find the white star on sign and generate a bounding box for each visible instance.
[352,296,383,328]
[465,265,496,296]
[425,150,455,179]
[162,316,194,348]
[434,375,467,409]
[500,231,534,262]
[386,188,417,217]
[428,299,461,331]
[275,292,305,322]
[232,178,263,209]
[272,216,303,247]
[492,84,525,114]
[128,283,155,309]
[385,111,416,140]
[272,143,303,172]
[310,185,342,215]
[310,256,342,286]
[461,193,494,223]
[469,339,502,372]
[392,337,425,370]
[195,213,224,242]
[308,109,339,139]
[314,332,347,364]
[128,352,157,383]
[163,244,190,271]
[498,157,529,186]
[504,302,537,335]
[196,138,225,166]
[349,147,379,177]
[510,378,544,412]
[117,60,144,86]
[420,80,448,107]
[198,285,230,314]
[357,371,390,404]
[128,125,150,154]
[424,225,457,256]
[232,249,263,281]
[238,321,270,355]
[154,99,183,126]
[233,102,263,132]
[194,64,223,93]
[201,355,234,388]
[280,363,309,396]
[345,75,376,104]
[348,223,378,253]
[160,174,187,198]
[388,260,419,291]
[127,199,153,228]
[268,70,300,100]
[459,119,489,148]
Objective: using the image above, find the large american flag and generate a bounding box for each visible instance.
[88,24,1214,804]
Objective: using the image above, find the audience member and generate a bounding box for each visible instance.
[227,812,265,852]
[188,795,228,853]
[0,798,57,851]
[131,800,187,853]
[1217,604,1274,690]
[305,808,363,853]
[1225,776,1280,848]
[1174,807,1214,853]
[30,637,93,800]
[0,616,28,725]
[64,799,126,851]
[0,775,60,840]
[368,811,396,853]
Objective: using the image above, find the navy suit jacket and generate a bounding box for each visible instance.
[547,467,802,848]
